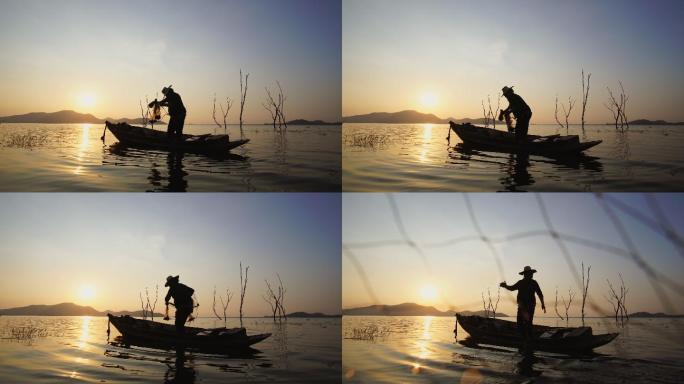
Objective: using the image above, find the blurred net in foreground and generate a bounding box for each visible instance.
[344,193,684,323]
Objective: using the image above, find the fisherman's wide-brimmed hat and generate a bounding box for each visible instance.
[165,275,179,286]
[161,85,173,95]
[519,266,537,275]
[502,86,514,95]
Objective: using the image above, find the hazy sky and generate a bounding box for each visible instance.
[343,0,684,123]
[0,193,341,316]
[0,0,341,123]
[343,193,684,316]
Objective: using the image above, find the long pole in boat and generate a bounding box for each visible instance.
[454,314,458,339]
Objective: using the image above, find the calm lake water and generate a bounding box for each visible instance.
[0,316,340,383]
[343,123,684,191]
[0,123,340,191]
[343,316,684,383]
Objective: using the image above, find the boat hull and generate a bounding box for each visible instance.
[456,314,618,354]
[105,121,249,154]
[449,122,601,156]
[107,314,270,352]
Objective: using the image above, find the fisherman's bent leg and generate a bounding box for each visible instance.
[516,116,530,141]
[168,117,178,138]
[175,309,190,334]
[175,115,186,139]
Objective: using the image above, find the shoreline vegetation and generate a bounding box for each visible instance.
[0,110,339,126]
[342,302,683,318]
[0,302,340,318]
[341,109,683,126]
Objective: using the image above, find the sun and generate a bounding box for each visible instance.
[78,285,96,301]
[77,92,96,109]
[420,283,439,302]
[419,91,438,109]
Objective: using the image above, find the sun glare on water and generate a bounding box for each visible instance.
[78,285,96,301]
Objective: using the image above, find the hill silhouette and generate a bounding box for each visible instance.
[286,119,340,126]
[343,110,486,124]
[0,110,163,125]
[274,311,342,318]
[0,302,163,317]
[627,119,684,126]
[342,302,508,317]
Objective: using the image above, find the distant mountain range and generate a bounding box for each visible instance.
[0,110,162,125]
[626,312,684,318]
[625,119,684,126]
[0,302,163,317]
[285,119,340,126]
[342,302,509,317]
[284,312,341,318]
[343,110,480,124]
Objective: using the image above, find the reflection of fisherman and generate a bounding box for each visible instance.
[499,86,532,141]
[164,275,195,334]
[500,266,546,346]
[150,86,186,140]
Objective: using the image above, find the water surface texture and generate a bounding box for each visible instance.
[343,123,684,191]
[343,316,684,383]
[0,123,340,191]
[0,316,340,383]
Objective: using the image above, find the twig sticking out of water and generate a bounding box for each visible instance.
[581,262,591,326]
[239,261,249,327]
[8,326,48,340]
[580,69,591,132]
[3,130,48,149]
[344,325,390,341]
[555,287,564,321]
[213,286,233,328]
[555,95,576,132]
[562,289,575,327]
[345,133,390,149]
[605,82,629,131]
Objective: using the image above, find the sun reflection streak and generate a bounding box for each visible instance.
[74,123,91,175]
[417,124,433,163]
[78,316,91,349]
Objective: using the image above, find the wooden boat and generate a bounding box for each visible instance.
[104,121,249,154]
[449,122,601,156]
[456,314,618,354]
[107,314,270,351]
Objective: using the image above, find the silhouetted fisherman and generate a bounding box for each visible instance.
[499,86,532,141]
[500,266,546,351]
[164,275,195,334]
[150,85,186,140]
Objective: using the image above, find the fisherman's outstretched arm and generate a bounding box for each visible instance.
[535,282,546,312]
[499,281,519,291]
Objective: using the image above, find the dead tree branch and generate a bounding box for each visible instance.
[554,287,564,321]
[239,69,250,136]
[239,262,249,326]
[562,289,575,327]
[581,262,591,326]
[581,69,591,132]
[555,95,575,131]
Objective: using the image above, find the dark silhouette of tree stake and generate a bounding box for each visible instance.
[239,70,250,138]
[581,69,591,132]
[239,262,249,326]
[581,262,591,326]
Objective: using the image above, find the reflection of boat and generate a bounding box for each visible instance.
[449,122,601,156]
[456,314,618,354]
[105,121,249,154]
[107,314,270,352]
